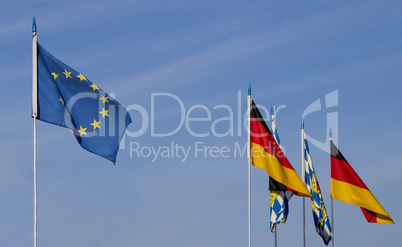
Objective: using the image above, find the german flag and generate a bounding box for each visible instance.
[249,100,311,197]
[330,140,394,224]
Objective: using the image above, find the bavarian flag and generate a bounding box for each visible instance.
[249,100,311,197]
[330,140,394,223]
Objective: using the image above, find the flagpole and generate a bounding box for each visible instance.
[301,120,306,247]
[329,128,334,247]
[32,17,38,247]
[331,198,334,247]
[271,104,277,247]
[270,104,276,247]
[247,84,251,247]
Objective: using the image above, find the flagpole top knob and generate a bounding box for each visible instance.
[301,119,304,129]
[329,128,332,140]
[271,104,275,116]
[248,83,251,95]
[32,17,37,33]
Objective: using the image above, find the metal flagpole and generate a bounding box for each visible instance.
[329,129,334,247]
[32,17,38,247]
[331,198,334,247]
[247,84,251,247]
[301,120,306,247]
[271,105,277,247]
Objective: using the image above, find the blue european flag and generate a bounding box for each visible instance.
[36,43,132,163]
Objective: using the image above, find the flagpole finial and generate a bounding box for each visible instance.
[329,128,332,140]
[248,83,251,95]
[301,119,304,129]
[32,17,37,33]
[271,104,275,116]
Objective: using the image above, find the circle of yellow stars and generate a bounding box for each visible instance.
[51,68,111,137]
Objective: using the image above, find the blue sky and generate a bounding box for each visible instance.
[1,0,401,246]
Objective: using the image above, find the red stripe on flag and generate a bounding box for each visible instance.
[331,157,369,190]
[361,208,377,223]
[250,117,293,170]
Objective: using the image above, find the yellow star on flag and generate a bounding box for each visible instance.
[77,74,87,81]
[77,126,87,136]
[99,95,109,103]
[59,97,64,105]
[62,69,72,79]
[51,72,59,80]
[99,108,109,118]
[89,83,100,91]
[90,119,101,130]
